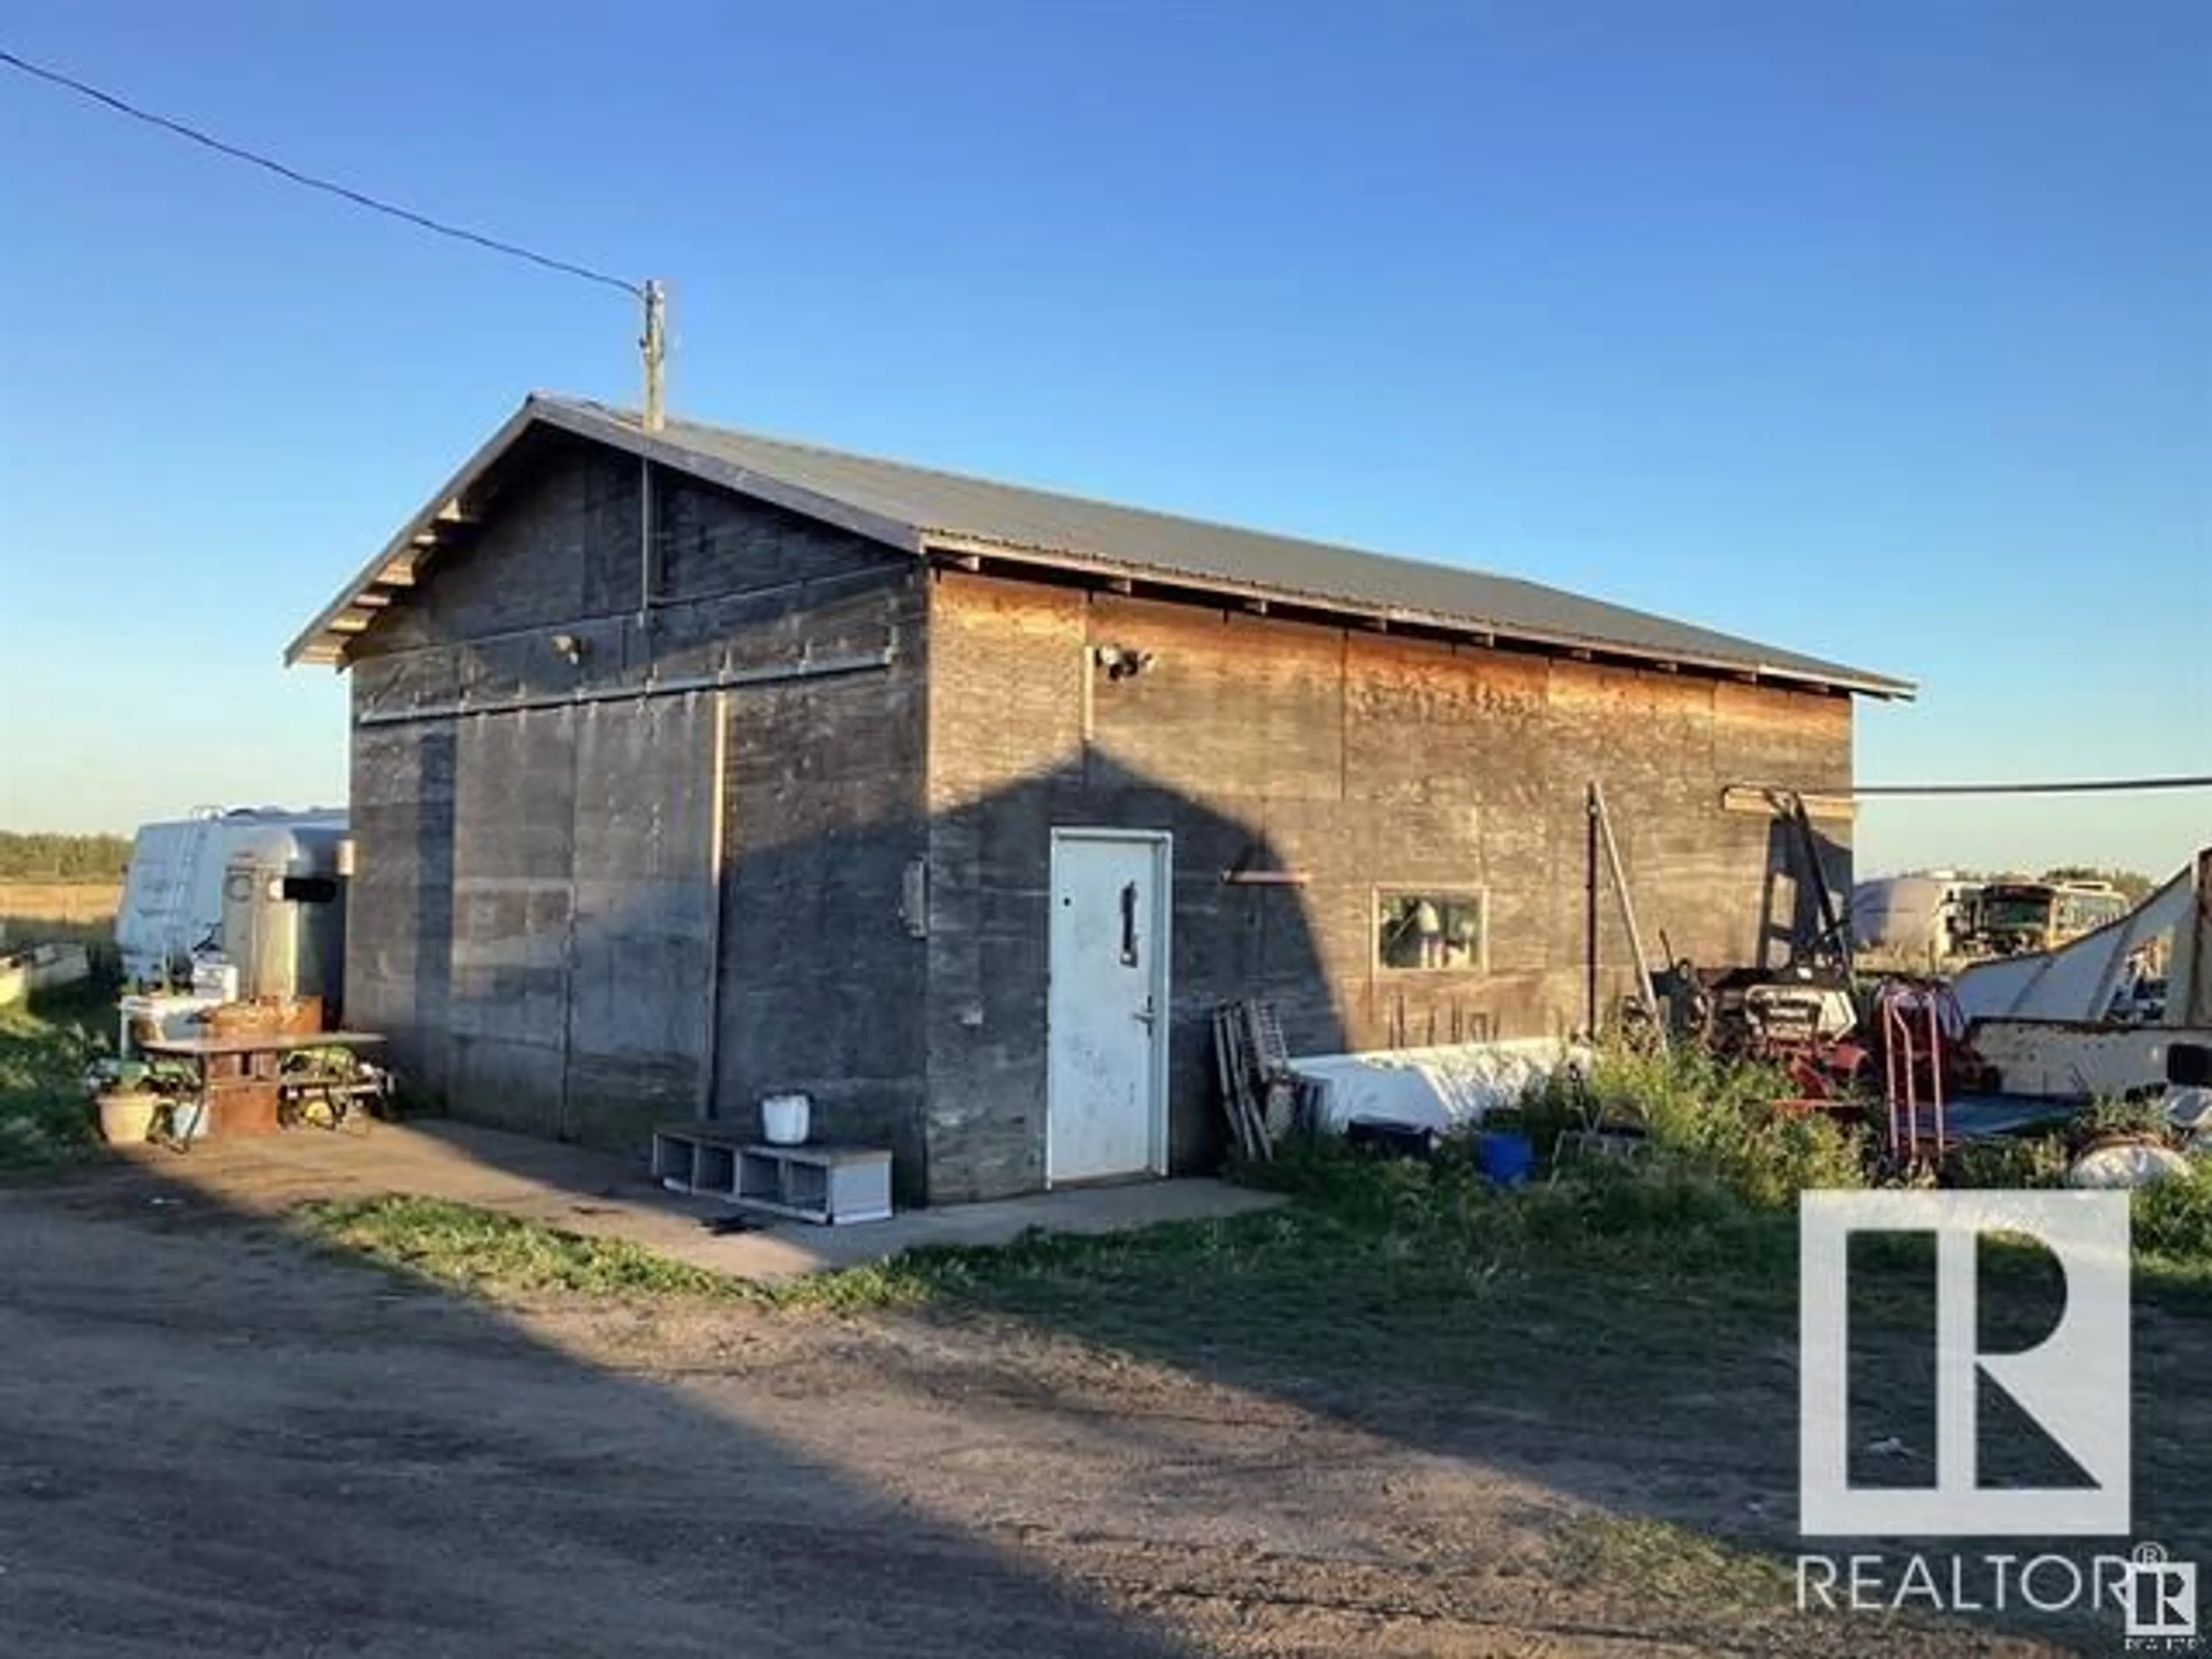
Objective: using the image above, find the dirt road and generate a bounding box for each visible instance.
[0,1180,2069,1658]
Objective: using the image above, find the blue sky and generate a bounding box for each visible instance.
[1,0,2205,877]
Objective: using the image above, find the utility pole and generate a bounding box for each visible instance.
[641,278,668,433]
[638,279,668,616]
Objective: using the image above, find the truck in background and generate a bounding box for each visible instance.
[1966,878,2133,957]
[1850,871,2137,969]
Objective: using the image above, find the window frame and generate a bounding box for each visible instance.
[1372,884,1490,975]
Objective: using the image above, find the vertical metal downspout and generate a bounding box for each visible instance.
[639,458,656,616]
[698,690,729,1118]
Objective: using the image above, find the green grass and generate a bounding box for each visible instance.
[294,1193,1276,1313]
[1516,1039,1872,1203]
[2135,1157,2212,1275]
[0,980,112,1171]
[290,1109,2212,1327]
[300,1195,753,1300]
[192,1043,2212,1653]
[287,1028,2212,1328]
[282,1031,2212,1512]
[257,1054,2212,1652]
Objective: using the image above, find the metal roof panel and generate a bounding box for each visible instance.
[290,393,1912,698]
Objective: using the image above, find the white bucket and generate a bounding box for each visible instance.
[760,1093,810,1146]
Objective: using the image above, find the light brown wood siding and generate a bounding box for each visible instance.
[921,572,1851,1199]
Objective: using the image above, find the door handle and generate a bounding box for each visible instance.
[1134,998,1157,1029]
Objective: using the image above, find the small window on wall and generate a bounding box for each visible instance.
[1376,890,1486,972]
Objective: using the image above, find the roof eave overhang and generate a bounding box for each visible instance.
[286,397,1914,703]
[286,400,542,666]
[284,396,925,668]
[918,532,1916,702]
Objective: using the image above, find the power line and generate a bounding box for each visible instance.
[0,45,640,297]
[1855,775,2212,798]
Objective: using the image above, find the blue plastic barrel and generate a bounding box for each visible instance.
[1476,1128,1535,1185]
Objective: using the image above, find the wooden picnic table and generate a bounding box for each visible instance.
[139,1031,388,1060]
[139,1031,387,1138]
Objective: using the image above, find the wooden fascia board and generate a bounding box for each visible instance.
[919,532,1913,701]
[1721,785,1859,820]
[283,400,541,666]
[285,398,929,671]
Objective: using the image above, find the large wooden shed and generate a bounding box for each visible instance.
[290,395,1910,1203]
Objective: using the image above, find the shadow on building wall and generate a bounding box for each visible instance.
[359,709,1843,1196]
[1755,811,1853,972]
[357,719,1351,1205]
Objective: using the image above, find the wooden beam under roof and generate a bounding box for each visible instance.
[1721,785,1857,820]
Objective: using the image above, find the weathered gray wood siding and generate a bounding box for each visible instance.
[712,594,931,1196]
[348,720,455,1096]
[922,572,1852,1200]
[345,434,927,1158]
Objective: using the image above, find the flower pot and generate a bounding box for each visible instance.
[96,1092,161,1146]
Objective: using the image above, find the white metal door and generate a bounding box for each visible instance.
[1047,830,1170,1184]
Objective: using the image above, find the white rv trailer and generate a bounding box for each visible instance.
[114,808,348,990]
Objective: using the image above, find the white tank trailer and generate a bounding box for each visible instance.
[1848,870,1982,963]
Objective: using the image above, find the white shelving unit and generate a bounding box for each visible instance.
[652,1123,892,1226]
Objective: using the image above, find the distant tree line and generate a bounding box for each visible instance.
[0,831,133,883]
